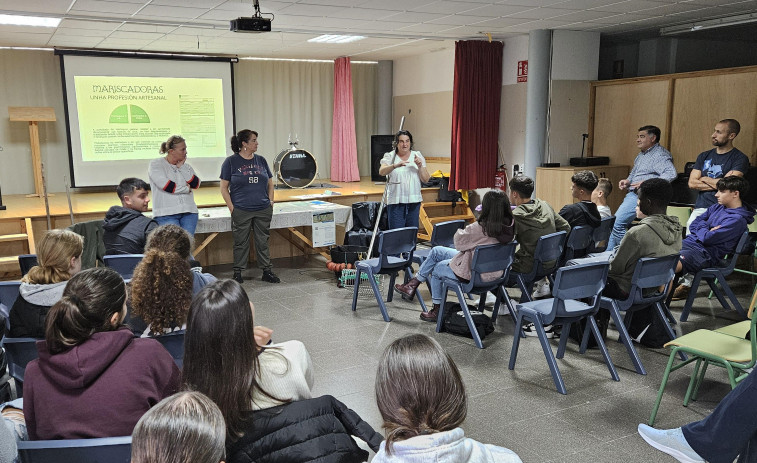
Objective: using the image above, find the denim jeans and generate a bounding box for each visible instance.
[607,191,638,249]
[387,202,421,230]
[155,212,199,236]
[416,246,459,304]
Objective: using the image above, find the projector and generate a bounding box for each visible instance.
[230,17,272,33]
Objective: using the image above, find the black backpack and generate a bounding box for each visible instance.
[438,177,462,204]
[442,302,494,340]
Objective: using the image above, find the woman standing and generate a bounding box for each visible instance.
[378,130,431,229]
[149,135,201,235]
[220,129,278,284]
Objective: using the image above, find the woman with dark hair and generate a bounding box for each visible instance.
[220,129,279,285]
[145,224,217,294]
[23,267,180,440]
[184,280,380,462]
[377,130,431,229]
[395,190,515,322]
[373,334,521,462]
[128,248,193,337]
[10,229,83,338]
[149,134,201,236]
[131,391,226,463]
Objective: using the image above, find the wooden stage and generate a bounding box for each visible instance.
[0,177,444,278]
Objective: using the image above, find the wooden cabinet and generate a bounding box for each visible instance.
[534,165,630,213]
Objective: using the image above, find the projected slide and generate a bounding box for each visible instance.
[74,76,226,162]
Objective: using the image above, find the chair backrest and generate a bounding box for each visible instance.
[2,337,39,383]
[589,216,615,253]
[721,231,754,274]
[377,227,417,270]
[617,255,680,309]
[548,262,610,323]
[0,281,21,330]
[528,231,568,280]
[17,435,132,463]
[18,254,38,277]
[430,220,466,248]
[563,225,594,262]
[463,242,516,292]
[103,254,144,280]
[152,329,185,368]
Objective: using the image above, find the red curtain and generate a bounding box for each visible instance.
[450,40,504,190]
[330,56,360,182]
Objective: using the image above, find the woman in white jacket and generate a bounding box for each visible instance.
[372,334,522,463]
[148,135,201,235]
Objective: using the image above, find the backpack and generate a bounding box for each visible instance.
[442,302,494,340]
[438,177,462,204]
[626,305,673,348]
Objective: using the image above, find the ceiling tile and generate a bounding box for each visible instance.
[328,8,399,20]
[0,0,70,14]
[425,14,489,25]
[135,5,209,18]
[69,0,144,15]
[381,11,449,22]
[463,4,537,17]
[505,7,580,19]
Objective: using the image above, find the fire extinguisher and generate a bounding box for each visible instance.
[494,164,508,190]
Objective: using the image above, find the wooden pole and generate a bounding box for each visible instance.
[8,107,56,198]
[28,121,44,197]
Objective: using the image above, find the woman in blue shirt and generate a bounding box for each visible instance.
[220,129,279,284]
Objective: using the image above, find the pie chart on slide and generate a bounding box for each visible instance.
[109,104,151,123]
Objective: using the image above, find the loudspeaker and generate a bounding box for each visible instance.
[371,135,394,181]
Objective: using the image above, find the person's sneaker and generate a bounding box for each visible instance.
[262,270,280,283]
[671,285,691,301]
[531,278,552,299]
[471,292,498,307]
[637,424,704,463]
[233,271,244,284]
[522,323,555,338]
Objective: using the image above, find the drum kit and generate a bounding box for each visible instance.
[274,135,318,188]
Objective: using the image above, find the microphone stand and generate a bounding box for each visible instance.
[367,116,404,257]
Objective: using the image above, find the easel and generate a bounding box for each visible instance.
[8,107,56,198]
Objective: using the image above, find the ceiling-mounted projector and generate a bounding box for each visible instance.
[230,17,271,32]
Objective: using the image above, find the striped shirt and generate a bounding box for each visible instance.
[627,143,677,191]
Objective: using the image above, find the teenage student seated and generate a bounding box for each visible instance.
[558,170,602,228]
[592,177,613,218]
[103,177,158,255]
[145,224,216,294]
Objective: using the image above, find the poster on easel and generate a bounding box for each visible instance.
[312,211,335,247]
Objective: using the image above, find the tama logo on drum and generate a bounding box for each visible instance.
[288,153,307,159]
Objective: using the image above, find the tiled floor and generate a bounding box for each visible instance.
[213,257,756,462]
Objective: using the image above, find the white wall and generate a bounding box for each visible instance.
[552,30,600,81]
[502,35,529,86]
[393,48,454,96]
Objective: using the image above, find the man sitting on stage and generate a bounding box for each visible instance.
[103,177,158,255]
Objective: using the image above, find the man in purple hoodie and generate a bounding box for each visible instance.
[672,175,755,300]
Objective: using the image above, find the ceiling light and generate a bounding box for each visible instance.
[308,35,365,44]
[0,14,61,27]
[660,12,757,36]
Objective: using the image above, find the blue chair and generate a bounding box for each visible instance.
[509,261,619,394]
[600,255,681,376]
[0,281,21,331]
[17,435,132,463]
[18,254,38,277]
[562,225,595,264]
[152,329,185,368]
[435,242,516,349]
[412,219,466,265]
[677,231,754,322]
[352,227,428,322]
[510,231,567,302]
[103,254,144,280]
[588,216,615,254]
[2,337,39,398]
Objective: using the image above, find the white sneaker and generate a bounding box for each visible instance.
[471,292,498,308]
[531,278,551,299]
[637,424,704,463]
[522,323,555,338]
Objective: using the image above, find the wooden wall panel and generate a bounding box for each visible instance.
[591,80,670,168]
[670,73,757,171]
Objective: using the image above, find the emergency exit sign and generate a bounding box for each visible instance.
[517,60,528,82]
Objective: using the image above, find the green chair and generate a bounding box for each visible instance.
[666,206,691,236]
[649,313,757,426]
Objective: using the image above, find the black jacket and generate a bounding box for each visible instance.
[559,201,602,229]
[9,282,67,338]
[103,206,158,256]
[228,395,383,463]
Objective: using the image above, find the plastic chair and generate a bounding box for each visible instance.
[103,254,144,280]
[666,206,692,236]
[152,329,185,368]
[508,261,618,394]
[599,255,681,376]
[434,242,517,349]
[561,225,594,264]
[351,227,428,322]
[676,231,753,322]
[0,281,21,331]
[18,254,38,277]
[412,219,466,265]
[17,435,132,463]
[509,231,567,302]
[2,337,39,398]
[648,309,757,426]
[587,216,615,254]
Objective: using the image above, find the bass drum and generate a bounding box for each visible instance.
[274,149,318,188]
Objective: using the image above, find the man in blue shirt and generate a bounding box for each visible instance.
[607,125,677,249]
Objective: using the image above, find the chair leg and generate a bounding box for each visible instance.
[579,319,591,354]
[653,302,687,361]
[533,315,567,394]
[367,269,391,322]
[589,315,619,382]
[609,303,646,375]
[516,276,533,303]
[556,322,571,359]
[508,310,525,370]
[649,350,679,426]
[705,277,731,312]
[718,277,748,319]
[454,286,484,349]
[478,292,487,312]
[405,267,428,313]
[680,274,703,322]
[351,269,362,312]
[387,272,397,302]
[436,285,449,333]
[683,358,702,407]
[691,360,709,402]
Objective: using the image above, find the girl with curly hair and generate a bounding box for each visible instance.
[128,248,193,337]
[145,224,217,294]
